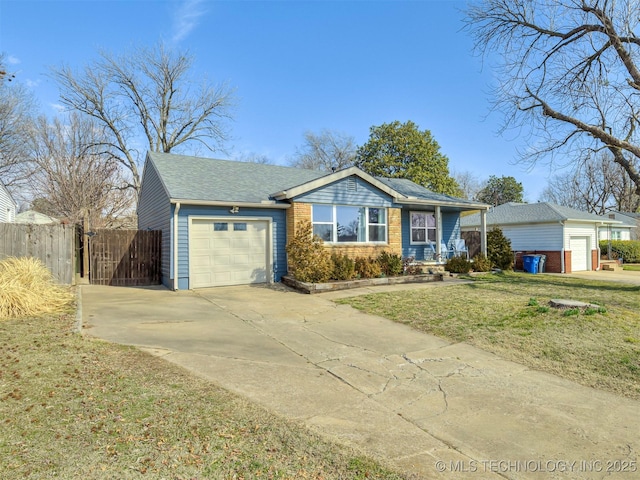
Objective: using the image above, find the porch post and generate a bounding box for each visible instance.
[480,208,488,256]
[435,205,442,258]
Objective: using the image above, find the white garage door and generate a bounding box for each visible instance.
[569,236,589,272]
[190,219,269,288]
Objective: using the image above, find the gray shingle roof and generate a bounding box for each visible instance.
[147,152,326,203]
[376,177,486,207]
[608,211,640,225]
[461,202,622,227]
[146,152,489,209]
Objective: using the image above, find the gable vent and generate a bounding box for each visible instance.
[347,176,357,192]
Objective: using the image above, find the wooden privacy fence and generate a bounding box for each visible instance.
[0,223,75,284]
[89,229,161,286]
[461,231,482,259]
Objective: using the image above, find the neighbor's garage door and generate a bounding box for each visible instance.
[190,219,269,288]
[569,236,589,272]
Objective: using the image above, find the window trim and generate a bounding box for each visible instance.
[311,204,388,244]
[409,210,436,245]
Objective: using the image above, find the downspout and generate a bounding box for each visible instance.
[560,221,565,273]
[173,202,181,291]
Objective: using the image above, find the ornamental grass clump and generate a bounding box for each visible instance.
[0,256,74,319]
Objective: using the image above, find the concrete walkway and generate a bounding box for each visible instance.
[560,269,640,285]
[80,282,639,479]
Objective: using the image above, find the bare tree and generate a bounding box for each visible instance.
[465,0,640,196]
[235,152,274,164]
[540,153,640,213]
[290,129,356,172]
[27,113,135,228]
[0,55,35,188]
[452,170,482,201]
[51,42,235,194]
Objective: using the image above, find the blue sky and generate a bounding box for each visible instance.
[1,0,552,200]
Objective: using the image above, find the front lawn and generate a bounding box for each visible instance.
[0,312,406,479]
[337,272,640,399]
[623,263,640,271]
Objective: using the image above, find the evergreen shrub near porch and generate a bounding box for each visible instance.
[287,221,428,282]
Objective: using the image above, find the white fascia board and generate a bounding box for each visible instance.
[170,198,290,209]
[396,198,491,210]
[271,166,406,200]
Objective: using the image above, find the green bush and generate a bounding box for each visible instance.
[599,240,640,263]
[286,221,334,283]
[354,256,382,279]
[377,251,403,277]
[471,253,492,272]
[445,255,473,274]
[487,227,513,270]
[331,253,356,281]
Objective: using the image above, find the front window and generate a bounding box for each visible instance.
[410,211,436,244]
[312,205,387,243]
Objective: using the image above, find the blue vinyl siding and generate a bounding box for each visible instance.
[401,209,461,260]
[137,161,172,287]
[176,205,287,290]
[294,176,393,207]
[441,213,461,247]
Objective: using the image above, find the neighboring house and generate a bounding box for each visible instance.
[0,180,17,223]
[461,202,621,273]
[137,152,489,290]
[13,210,60,225]
[598,211,638,241]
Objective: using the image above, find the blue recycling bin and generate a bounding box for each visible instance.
[523,254,540,274]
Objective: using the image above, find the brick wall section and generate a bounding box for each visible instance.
[515,251,563,273]
[511,249,599,273]
[286,203,402,259]
[564,250,572,274]
[286,202,311,240]
[591,249,599,271]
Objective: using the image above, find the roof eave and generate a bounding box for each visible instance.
[169,198,290,209]
[396,198,491,210]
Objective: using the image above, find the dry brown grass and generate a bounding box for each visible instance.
[1,312,408,479]
[0,257,74,319]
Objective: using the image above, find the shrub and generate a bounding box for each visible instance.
[599,240,640,263]
[354,256,382,279]
[402,256,422,275]
[471,253,492,272]
[377,251,403,277]
[331,253,356,281]
[487,227,513,270]
[445,255,472,274]
[286,221,334,283]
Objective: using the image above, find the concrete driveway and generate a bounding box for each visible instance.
[80,282,639,479]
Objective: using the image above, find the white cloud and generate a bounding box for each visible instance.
[7,55,20,65]
[50,103,66,113]
[172,0,207,44]
[25,79,40,88]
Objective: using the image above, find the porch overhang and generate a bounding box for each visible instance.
[395,197,490,211]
